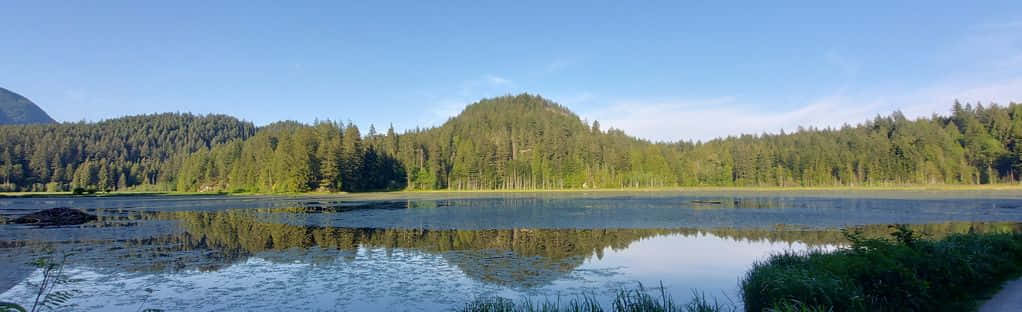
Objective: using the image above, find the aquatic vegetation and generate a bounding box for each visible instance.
[3,195,1021,311]
[10,208,97,226]
[0,254,78,312]
[741,226,1022,312]
[462,228,1022,312]
[459,285,735,312]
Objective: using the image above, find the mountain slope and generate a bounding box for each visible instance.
[0,87,56,125]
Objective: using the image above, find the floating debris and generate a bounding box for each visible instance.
[690,200,723,205]
[11,207,98,226]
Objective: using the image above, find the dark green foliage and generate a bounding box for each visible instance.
[4,94,1022,192]
[394,96,1022,189]
[0,302,27,312]
[174,121,406,193]
[677,102,1022,186]
[741,227,1022,312]
[0,113,255,191]
[396,94,676,190]
[0,87,55,125]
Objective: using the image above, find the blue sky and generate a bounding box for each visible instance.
[2,1,1021,141]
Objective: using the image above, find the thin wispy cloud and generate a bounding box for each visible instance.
[581,21,1022,143]
[584,77,1022,143]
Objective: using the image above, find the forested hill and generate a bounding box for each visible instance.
[0,87,56,125]
[395,94,668,190]
[2,93,1022,192]
[163,94,1022,192]
[0,113,255,191]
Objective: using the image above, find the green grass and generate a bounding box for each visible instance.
[741,226,1022,312]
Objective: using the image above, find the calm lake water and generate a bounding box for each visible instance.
[2,191,1022,311]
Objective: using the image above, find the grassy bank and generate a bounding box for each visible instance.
[742,227,1022,312]
[461,228,1022,312]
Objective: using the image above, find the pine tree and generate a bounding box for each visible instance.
[341,123,363,191]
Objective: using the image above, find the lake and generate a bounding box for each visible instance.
[2,191,1022,311]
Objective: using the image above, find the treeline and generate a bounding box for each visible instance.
[175,121,405,192]
[678,101,1022,186]
[0,113,254,192]
[1,94,1021,192]
[393,95,1022,189]
[394,94,675,190]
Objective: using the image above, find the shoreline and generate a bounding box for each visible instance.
[3,184,1022,199]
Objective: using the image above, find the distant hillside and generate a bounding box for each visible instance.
[0,87,56,125]
[396,94,667,190]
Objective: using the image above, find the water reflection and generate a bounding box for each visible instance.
[2,195,1022,311]
[3,208,1019,288]
[6,194,1022,230]
[260,195,1022,229]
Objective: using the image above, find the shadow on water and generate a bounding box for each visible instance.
[267,199,454,214]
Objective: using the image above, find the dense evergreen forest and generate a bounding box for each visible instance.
[0,113,254,191]
[1,93,1020,192]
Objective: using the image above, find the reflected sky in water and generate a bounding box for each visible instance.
[1,193,1020,311]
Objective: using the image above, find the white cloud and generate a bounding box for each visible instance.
[900,78,1022,115]
[583,21,1022,143]
[584,96,868,142]
[583,78,1022,143]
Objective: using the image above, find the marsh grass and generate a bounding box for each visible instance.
[741,226,1022,312]
[467,228,1022,312]
[0,254,79,312]
[459,283,735,312]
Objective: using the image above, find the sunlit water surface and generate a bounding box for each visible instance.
[1,192,1020,311]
